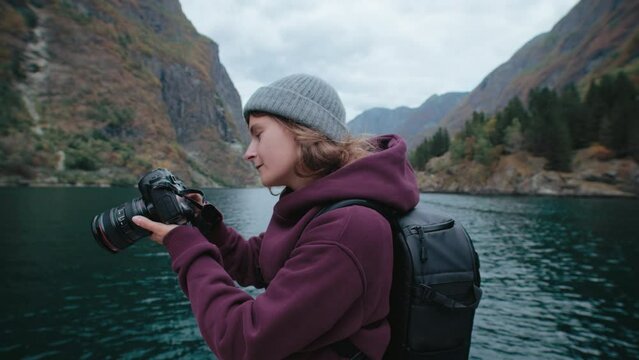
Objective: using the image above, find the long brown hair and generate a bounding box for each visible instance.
[251,112,375,179]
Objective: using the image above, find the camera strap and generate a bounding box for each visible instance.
[179,189,223,228]
[179,189,206,209]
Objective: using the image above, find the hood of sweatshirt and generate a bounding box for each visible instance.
[273,134,420,222]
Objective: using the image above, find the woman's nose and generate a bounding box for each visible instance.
[243,143,256,161]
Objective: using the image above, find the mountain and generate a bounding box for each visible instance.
[0,0,255,187]
[347,107,412,135]
[441,0,639,132]
[348,92,468,148]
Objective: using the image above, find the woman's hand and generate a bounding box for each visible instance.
[185,192,204,205]
[132,216,179,245]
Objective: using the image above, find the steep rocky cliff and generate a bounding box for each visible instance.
[0,0,256,187]
[348,92,467,148]
[441,0,639,132]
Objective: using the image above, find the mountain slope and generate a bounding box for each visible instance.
[0,0,255,187]
[441,0,639,132]
[348,92,467,148]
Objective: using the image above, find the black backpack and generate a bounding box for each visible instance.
[317,199,482,360]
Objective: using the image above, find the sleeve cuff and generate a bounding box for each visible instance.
[164,225,213,259]
[191,204,224,239]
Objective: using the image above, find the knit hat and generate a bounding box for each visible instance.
[243,74,349,141]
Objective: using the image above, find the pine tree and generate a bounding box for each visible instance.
[491,97,529,146]
[409,128,452,169]
[504,118,524,153]
[450,135,465,161]
[490,112,508,146]
[505,97,531,132]
[526,87,572,170]
[474,136,494,165]
[546,117,573,171]
[560,84,591,149]
[587,74,617,146]
[526,88,556,156]
[585,80,603,144]
[463,112,486,138]
[629,115,639,161]
[430,128,450,157]
[410,139,431,170]
[606,73,637,156]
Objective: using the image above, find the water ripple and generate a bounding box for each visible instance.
[1,189,638,359]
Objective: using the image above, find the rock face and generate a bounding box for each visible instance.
[418,146,639,197]
[348,92,467,148]
[0,0,256,187]
[441,0,639,132]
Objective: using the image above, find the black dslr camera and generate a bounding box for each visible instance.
[91,168,203,253]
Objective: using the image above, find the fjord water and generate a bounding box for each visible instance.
[1,187,637,359]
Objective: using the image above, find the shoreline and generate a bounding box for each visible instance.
[419,189,637,199]
[1,181,636,199]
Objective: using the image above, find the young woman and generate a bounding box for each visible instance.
[133,74,419,359]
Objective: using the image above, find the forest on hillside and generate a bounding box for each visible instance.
[410,73,639,171]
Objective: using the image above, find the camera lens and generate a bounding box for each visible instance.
[91,198,151,253]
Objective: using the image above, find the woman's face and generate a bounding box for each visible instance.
[244,114,311,190]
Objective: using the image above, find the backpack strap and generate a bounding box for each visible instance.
[316,199,396,227]
[332,338,367,360]
[414,284,482,309]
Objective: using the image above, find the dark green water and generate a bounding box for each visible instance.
[0,188,638,359]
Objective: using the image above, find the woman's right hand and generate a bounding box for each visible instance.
[185,192,205,207]
[186,192,223,234]
[184,191,206,214]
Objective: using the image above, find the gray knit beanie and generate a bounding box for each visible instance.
[243,74,349,141]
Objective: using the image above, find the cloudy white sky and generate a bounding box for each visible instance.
[179,0,579,121]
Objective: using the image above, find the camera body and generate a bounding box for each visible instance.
[138,168,195,225]
[92,168,201,253]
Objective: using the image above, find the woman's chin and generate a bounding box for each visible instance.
[260,177,272,187]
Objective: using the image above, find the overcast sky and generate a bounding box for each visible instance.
[179,0,579,121]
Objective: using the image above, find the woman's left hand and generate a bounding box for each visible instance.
[132,216,179,245]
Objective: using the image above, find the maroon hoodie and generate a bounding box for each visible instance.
[164,135,419,359]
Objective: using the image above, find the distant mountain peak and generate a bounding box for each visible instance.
[347,92,468,148]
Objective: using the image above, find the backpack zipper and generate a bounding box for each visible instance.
[410,219,455,262]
